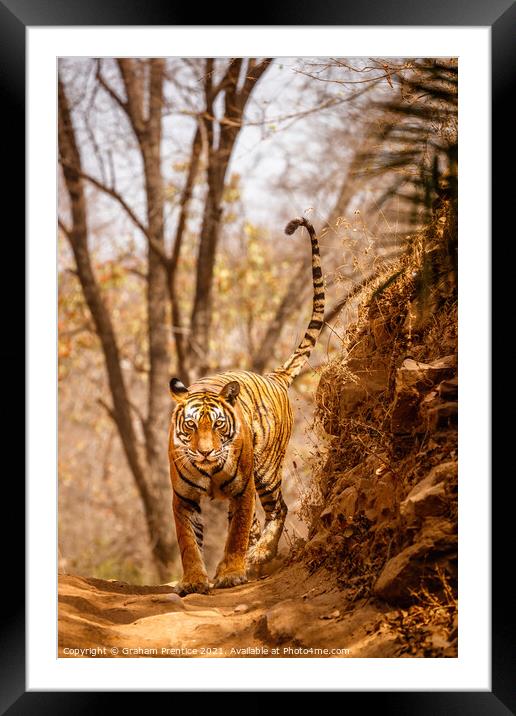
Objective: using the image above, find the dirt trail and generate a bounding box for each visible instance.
[58,563,402,658]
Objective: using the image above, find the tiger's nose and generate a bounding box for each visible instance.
[198,448,214,458]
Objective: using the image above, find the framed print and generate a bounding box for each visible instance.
[2,0,509,710]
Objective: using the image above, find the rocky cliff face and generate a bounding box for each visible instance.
[298,200,458,656]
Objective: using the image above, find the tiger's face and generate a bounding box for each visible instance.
[170,379,240,472]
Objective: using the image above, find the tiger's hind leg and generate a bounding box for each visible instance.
[247,474,287,570]
[224,505,261,548]
[249,511,262,548]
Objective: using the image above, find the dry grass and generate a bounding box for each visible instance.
[385,565,458,656]
[296,200,458,611]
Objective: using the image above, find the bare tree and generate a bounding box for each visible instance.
[58,74,176,580]
[58,58,271,578]
[186,58,271,376]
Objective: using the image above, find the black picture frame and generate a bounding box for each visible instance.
[4,0,508,710]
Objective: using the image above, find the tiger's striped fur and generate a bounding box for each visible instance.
[168,217,324,595]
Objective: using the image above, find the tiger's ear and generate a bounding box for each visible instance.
[219,380,240,405]
[169,378,189,402]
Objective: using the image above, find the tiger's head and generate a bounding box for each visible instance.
[169,378,241,472]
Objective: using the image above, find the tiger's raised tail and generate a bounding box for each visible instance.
[273,217,325,385]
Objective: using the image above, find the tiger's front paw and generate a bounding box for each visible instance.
[213,571,247,589]
[174,578,210,596]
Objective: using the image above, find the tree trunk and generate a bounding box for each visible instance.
[167,125,203,387]
[187,58,271,379]
[59,77,177,582]
[251,260,308,373]
[138,60,172,510]
[117,59,178,579]
[187,180,225,376]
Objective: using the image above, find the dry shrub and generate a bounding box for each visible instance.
[385,565,458,656]
[295,473,324,533]
[416,299,458,363]
[297,200,458,608]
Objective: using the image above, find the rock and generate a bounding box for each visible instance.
[418,516,457,545]
[438,377,458,400]
[150,593,185,608]
[400,462,457,522]
[166,593,184,606]
[428,355,456,371]
[428,631,450,650]
[426,461,457,484]
[320,609,340,620]
[374,518,457,603]
[375,464,390,476]
[396,356,456,393]
[337,486,359,522]
[391,387,422,434]
[390,356,457,435]
[233,603,251,614]
[425,401,458,431]
[319,506,333,529]
[339,357,390,416]
[421,390,438,405]
[374,545,425,603]
[320,486,359,529]
[363,472,398,524]
[318,461,400,531]
[339,371,389,414]
[305,530,331,561]
[261,600,310,643]
[401,482,445,521]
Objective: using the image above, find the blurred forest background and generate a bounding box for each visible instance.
[58,56,457,584]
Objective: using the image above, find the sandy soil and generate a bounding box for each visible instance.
[58,562,404,658]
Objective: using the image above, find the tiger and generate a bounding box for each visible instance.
[168,217,324,595]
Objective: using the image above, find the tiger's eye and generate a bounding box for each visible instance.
[214,418,225,428]
[185,419,196,429]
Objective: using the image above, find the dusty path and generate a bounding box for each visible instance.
[58,563,402,658]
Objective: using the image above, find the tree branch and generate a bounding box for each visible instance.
[95,59,129,114]
[117,58,146,136]
[97,397,117,425]
[59,158,172,269]
[167,124,202,384]
[59,159,148,237]
[240,58,273,97]
[58,217,71,238]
